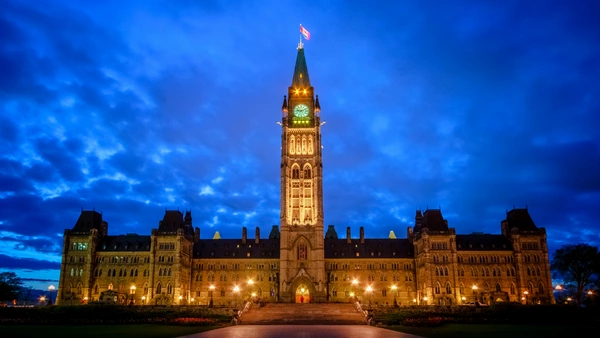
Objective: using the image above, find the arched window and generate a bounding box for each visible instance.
[484,283,490,292]
[220,288,225,297]
[303,165,312,179]
[435,267,440,276]
[308,135,314,155]
[156,283,162,294]
[527,267,531,276]
[444,267,449,276]
[290,136,295,155]
[70,268,74,276]
[459,268,464,276]
[459,283,465,295]
[496,283,501,292]
[167,283,172,294]
[528,282,534,294]
[94,284,99,294]
[332,287,337,297]
[297,239,307,260]
[130,269,134,277]
[510,283,516,295]
[445,282,452,294]
[135,269,138,277]
[302,136,307,154]
[382,287,387,297]
[538,283,544,294]
[292,166,300,179]
[159,268,163,276]
[536,267,541,276]
[435,282,441,294]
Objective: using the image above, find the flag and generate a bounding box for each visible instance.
[300,25,310,40]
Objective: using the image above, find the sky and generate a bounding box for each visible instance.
[1,0,599,290]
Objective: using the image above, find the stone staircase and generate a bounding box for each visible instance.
[241,303,366,325]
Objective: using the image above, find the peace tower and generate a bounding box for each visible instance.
[278,41,326,302]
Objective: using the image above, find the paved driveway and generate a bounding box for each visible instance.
[179,325,423,338]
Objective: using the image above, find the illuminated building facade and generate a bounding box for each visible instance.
[57,44,555,306]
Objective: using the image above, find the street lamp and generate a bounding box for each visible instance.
[391,285,398,307]
[178,295,183,304]
[461,296,466,304]
[130,285,136,305]
[472,285,478,302]
[209,285,215,308]
[141,296,146,305]
[365,285,373,308]
[48,285,56,305]
[39,296,46,305]
[523,291,529,305]
[233,285,241,309]
[247,279,254,302]
[423,296,428,305]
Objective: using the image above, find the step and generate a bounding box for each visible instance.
[241,303,366,325]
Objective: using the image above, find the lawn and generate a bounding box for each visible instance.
[0,324,219,338]
[388,324,596,338]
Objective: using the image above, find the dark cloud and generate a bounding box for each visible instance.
[0,254,60,271]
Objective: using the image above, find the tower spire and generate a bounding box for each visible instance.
[291,46,311,88]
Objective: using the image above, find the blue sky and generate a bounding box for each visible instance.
[1,0,599,289]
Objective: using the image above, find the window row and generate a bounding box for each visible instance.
[94,268,149,278]
[194,262,277,270]
[289,135,314,155]
[458,255,515,264]
[71,242,88,251]
[69,256,85,263]
[158,243,175,251]
[97,256,149,264]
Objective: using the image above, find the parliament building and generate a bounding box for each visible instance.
[57,43,555,306]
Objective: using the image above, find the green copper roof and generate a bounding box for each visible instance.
[291,47,311,88]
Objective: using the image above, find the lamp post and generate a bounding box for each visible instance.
[366,285,373,309]
[178,295,183,305]
[209,285,215,308]
[247,279,254,302]
[48,285,56,305]
[472,285,478,303]
[130,285,136,305]
[233,285,240,309]
[39,296,46,306]
[391,285,398,307]
[423,296,428,305]
[141,296,146,305]
[523,291,529,305]
[191,297,195,305]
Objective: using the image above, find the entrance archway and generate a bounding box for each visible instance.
[295,284,310,303]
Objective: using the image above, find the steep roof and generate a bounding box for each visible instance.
[97,235,151,252]
[193,239,280,259]
[291,47,311,88]
[415,209,448,233]
[72,210,104,233]
[456,234,513,251]
[504,208,538,231]
[157,210,194,236]
[324,238,414,259]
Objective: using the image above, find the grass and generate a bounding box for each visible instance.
[0,324,219,338]
[387,324,597,338]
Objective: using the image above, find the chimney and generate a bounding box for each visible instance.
[346,227,351,243]
[360,226,365,244]
[242,227,247,244]
[255,227,260,244]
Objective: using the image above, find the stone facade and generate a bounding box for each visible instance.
[57,44,554,306]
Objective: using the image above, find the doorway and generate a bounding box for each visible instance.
[295,284,310,303]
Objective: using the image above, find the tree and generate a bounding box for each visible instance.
[0,272,23,302]
[551,244,600,306]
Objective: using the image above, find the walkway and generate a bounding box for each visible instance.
[241,303,365,325]
[179,325,423,338]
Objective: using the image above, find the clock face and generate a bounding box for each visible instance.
[293,104,309,117]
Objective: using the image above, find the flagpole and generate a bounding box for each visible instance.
[299,24,303,49]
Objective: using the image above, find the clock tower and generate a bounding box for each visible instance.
[279,42,326,302]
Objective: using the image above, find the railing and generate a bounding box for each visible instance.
[354,301,374,325]
[231,301,252,325]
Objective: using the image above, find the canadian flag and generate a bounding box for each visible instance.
[300,25,310,40]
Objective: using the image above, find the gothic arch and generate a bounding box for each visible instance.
[303,163,312,179]
[308,135,314,154]
[290,135,296,155]
[291,164,300,179]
